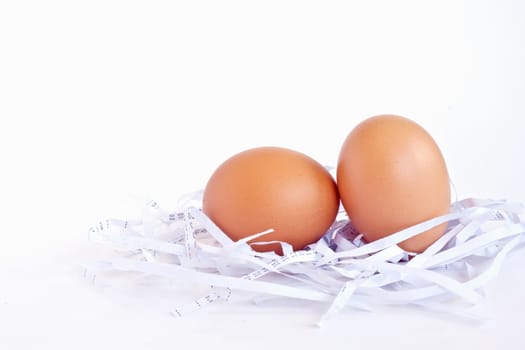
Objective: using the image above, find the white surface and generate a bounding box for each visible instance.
[1,0,525,349]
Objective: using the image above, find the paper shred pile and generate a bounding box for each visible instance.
[84,194,525,326]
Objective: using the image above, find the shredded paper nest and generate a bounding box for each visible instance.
[84,192,525,326]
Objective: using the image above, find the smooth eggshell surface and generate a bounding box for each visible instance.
[203,147,340,253]
[337,115,451,253]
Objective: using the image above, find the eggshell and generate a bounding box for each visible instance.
[203,147,340,253]
[336,115,451,253]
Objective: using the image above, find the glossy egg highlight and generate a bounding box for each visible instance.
[203,147,340,253]
[336,115,451,252]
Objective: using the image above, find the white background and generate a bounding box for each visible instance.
[1,0,525,349]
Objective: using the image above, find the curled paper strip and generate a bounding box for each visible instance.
[84,195,525,326]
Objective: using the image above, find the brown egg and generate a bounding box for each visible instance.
[336,115,451,253]
[203,147,340,253]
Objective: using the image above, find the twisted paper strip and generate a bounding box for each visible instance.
[84,194,525,325]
